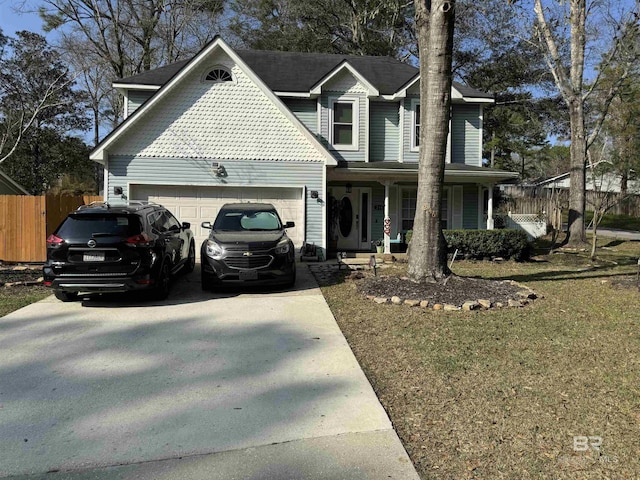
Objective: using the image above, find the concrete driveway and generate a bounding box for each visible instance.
[0,266,419,479]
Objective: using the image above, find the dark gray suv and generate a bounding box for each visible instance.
[43,202,195,301]
[200,203,296,290]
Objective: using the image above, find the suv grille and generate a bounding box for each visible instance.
[224,255,272,270]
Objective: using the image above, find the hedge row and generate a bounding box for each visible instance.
[405,229,531,261]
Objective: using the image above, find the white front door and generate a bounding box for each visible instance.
[334,187,371,250]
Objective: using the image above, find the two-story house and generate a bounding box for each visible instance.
[90,37,518,257]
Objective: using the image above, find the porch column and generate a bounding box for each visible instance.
[486,185,494,230]
[383,181,391,254]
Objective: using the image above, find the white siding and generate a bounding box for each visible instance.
[110,50,326,163]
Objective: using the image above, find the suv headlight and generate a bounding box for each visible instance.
[205,240,224,259]
[275,239,290,255]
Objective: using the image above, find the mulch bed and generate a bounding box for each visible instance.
[357,274,530,306]
[0,266,44,286]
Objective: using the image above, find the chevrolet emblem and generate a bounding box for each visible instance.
[243,252,253,256]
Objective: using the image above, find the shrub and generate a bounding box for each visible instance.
[404,229,531,261]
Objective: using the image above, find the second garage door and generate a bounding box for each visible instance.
[130,185,305,255]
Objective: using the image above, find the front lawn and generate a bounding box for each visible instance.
[321,240,640,479]
[0,286,50,318]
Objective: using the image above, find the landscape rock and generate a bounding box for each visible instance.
[374,297,389,304]
[443,304,461,311]
[462,301,480,311]
[508,298,523,308]
[366,295,376,301]
[478,299,492,309]
[12,266,28,271]
[405,299,421,307]
[495,302,504,308]
[432,303,443,310]
[391,296,403,305]
[517,290,537,300]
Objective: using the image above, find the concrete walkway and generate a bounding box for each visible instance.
[0,266,419,479]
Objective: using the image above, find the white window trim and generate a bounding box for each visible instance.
[328,96,359,151]
[410,98,420,152]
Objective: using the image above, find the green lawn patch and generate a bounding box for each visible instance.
[0,286,51,318]
[321,241,640,478]
[562,211,640,231]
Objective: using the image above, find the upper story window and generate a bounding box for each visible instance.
[329,97,359,150]
[205,67,233,83]
[411,101,421,151]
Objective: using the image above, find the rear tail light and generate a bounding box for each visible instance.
[46,234,64,246]
[43,281,52,287]
[126,233,153,247]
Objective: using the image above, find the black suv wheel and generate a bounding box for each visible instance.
[43,201,194,301]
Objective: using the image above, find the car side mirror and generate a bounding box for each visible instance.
[182,222,190,230]
[285,221,295,228]
[201,221,213,229]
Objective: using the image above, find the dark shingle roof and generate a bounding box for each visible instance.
[116,48,492,98]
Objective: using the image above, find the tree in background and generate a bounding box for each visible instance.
[407,0,455,283]
[228,0,415,57]
[3,131,94,195]
[531,0,639,246]
[37,0,226,135]
[0,30,90,194]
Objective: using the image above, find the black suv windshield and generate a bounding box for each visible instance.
[214,210,282,231]
[57,214,142,239]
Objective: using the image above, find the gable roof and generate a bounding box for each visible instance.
[91,37,338,165]
[115,49,493,100]
[0,168,30,195]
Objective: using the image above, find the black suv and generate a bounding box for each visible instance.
[43,202,195,301]
[200,203,296,290]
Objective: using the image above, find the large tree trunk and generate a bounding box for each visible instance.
[407,0,455,283]
[567,98,587,245]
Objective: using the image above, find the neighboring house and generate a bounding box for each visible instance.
[0,168,30,195]
[534,166,640,195]
[90,37,518,256]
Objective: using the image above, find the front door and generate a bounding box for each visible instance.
[333,187,371,250]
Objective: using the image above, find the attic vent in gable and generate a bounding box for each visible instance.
[205,67,233,83]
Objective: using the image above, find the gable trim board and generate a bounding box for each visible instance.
[91,37,337,167]
[310,61,379,97]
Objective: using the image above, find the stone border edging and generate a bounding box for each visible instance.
[353,274,539,311]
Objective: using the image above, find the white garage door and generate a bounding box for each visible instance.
[130,185,305,255]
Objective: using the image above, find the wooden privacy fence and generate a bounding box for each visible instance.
[500,186,640,217]
[0,194,102,263]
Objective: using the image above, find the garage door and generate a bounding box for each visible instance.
[130,185,305,256]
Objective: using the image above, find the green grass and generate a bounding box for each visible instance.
[0,286,51,317]
[562,211,640,231]
[321,240,640,479]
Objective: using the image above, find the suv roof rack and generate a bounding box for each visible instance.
[127,200,164,210]
[76,201,110,210]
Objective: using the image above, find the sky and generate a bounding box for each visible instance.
[0,1,45,36]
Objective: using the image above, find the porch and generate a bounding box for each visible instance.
[327,162,519,254]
